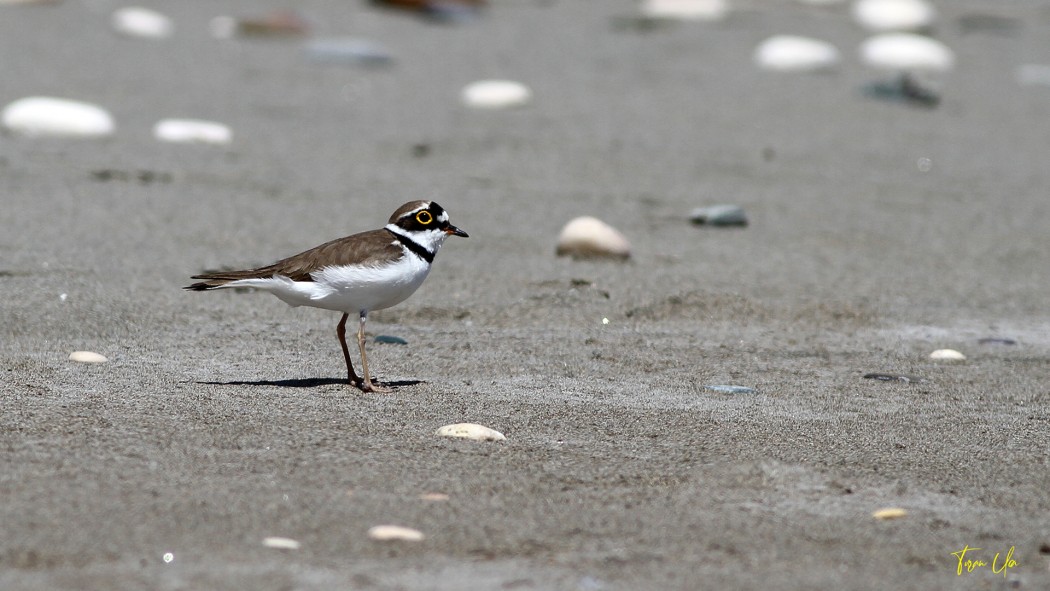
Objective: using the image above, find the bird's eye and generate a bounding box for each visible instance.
[416,211,433,225]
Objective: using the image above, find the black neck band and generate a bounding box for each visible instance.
[388,229,434,264]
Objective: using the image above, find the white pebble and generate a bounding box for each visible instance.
[262,536,301,550]
[852,0,935,33]
[69,351,108,363]
[367,525,424,542]
[435,423,506,442]
[153,119,232,145]
[461,80,532,109]
[111,7,174,39]
[860,33,954,73]
[640,0,728,21]
[556,217,631,260]
[930,349,966,361]
[754,36,840,72]
[2,97,115,138]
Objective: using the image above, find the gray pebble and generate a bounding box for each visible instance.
[689,205,748,227]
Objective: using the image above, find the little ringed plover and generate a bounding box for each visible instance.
[185,200,468,392]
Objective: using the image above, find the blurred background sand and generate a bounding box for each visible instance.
[2,1,1049,589]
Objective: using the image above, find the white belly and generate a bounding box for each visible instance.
[222,255,432,314]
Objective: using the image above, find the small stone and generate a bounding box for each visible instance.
[703,385,756,394]
[153,119,232,145]
[853,0,935,32]
[461,80,532,109]
[262,536,301,550]
[978,337,1016,346]
[374,335,408,345]
[435,423,506,442]
[929,349,966,361]
[689,204,748,227]
[2,97,115,138]
[863,373,921,383]
[754,36,840,72]
[556,217,631,260]
[111,7,174,39]
[306,38,394,66]
[420,492,450,501]
[860,33,954,73]
[872,507,908,520]
[213,10,310,39]
[69,351,108,363]
[368,525,424,542]
[639,0,728,21]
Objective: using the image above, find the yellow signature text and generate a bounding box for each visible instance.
[951,544,1019,577]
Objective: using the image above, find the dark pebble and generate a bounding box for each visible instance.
[863,373,922,383]
[375,335,408,345]
[978,337,1017,346]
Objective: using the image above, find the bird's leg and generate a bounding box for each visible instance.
[357,311,391,393]
[337,313,362,387]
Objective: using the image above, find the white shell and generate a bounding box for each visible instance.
[754,36,840,72]
[872,507,908,520]
[852,0,935,32]
[69,351,108,363]
[367,525,424,541]
[112,7,174,39]
[640,0,728,21]
[2,97,115,138]
[153,119,232,145]
[930,348,966,361]
[461,80,532,109]
[556,216,631,260]
[262,536,301,549]
[860,34,954,72]
[435,423,506,442]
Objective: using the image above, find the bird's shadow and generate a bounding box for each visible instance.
[197,377,424,389]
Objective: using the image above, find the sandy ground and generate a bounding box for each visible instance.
[2,1,1050,589]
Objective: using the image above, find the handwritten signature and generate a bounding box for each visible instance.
[951,544,1019,577]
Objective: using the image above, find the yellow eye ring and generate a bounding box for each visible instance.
[416,211,433,225]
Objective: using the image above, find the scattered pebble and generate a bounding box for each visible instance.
[853,0,935,32]
[111,6,174,39]
[753,36,840,72]
[978,337,1016,346]
[262,536,301,550]
[929,348,966,361]
[373,0,484,23]
[368,525,424,542]
[69,351,108,363]
[153,119,232,145]
[305,38,394,67]
[375,335,408,345]
[872,507,908,520]
[860,33,954,73]
[2,96,115,138]
[689,204,748,227]
[863,373,921,383]
[461,80,532,109]
[420,492,450,501]
[556,217,631,260]
[639,0,728,21]
[211,10,310,39]
[435,423,506,442]
[704,385,756,394]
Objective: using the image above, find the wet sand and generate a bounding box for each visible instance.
[2,1,1049,589]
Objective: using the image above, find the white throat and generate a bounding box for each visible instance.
[385,223,448,255]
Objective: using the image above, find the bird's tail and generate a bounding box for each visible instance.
[184,268,277,291]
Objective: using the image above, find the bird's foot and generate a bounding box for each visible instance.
[359,379,393,393]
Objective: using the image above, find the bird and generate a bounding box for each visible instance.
[185,200,468,392]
